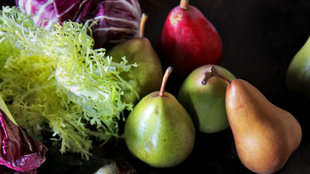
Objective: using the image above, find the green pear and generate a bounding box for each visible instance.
[108,13,163,104]
[287,36,310,97]
[124,67,195,168]
[178,65,235,133]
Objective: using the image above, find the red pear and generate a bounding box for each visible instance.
[157,0,222,79]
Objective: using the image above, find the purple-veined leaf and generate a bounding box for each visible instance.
[0,96,48,172]
[16,0,83,29]
[76,0,141,47]
[16,0,141,47]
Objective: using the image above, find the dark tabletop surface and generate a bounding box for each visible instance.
[138,1,310,173]
[1,0,310,173]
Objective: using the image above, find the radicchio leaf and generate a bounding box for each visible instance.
[16,0,141,47]
[76,0,141,47]
[16,0,83,29]
[0,97,47,173]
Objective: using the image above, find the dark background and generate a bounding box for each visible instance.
[137,1,310,174]
[1,0,310,173]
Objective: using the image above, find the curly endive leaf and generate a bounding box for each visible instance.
[0,6,137,159]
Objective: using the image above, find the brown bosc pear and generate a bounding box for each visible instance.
[222,76,302,173]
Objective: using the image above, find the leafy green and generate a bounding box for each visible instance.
[0,6,137,159]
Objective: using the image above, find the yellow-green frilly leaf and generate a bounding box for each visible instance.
[0,6,137,159]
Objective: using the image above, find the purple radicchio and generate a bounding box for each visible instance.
[16,0,83,29]
[16,0,142,47]
[0,96,48,173]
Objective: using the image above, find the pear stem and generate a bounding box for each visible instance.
[139,13,148,38]
[201,66,231,86]
[159,66,173,97]
[180,0,189,10]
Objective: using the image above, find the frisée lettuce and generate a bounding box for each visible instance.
[0,6,137,159]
